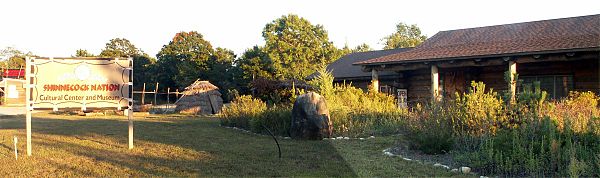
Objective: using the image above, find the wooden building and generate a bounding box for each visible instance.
[308,48,411,95]
[0,78,26,106]
[355,14,600,105]
[1,68,26,80]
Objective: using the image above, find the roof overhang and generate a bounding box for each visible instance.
[358,47,600,72]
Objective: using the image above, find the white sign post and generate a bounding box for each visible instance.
[25,57,133,156]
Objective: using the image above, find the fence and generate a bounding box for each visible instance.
[133,82,182,105]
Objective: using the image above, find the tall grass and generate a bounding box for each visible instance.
[405,79,600,176]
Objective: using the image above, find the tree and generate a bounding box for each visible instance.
[98,38,155,89]
[73,49,95,57]
[262,14,342,80]
[352,43,372,53]
[156,31,236,90]
[99,38,142,57]
[382,22,427,49]
[232,46,276,93]
[0,47,34,68]
[207,47,237,93]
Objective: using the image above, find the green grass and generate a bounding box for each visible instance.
[0,112,458,177]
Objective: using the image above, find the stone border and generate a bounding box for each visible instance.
[382,148,489,178]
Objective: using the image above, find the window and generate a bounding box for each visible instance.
[520,75,573,99]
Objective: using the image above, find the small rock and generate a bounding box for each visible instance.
[359,138,365,140]
[460,167,471,174]
[402,157,412,161]
[330,137,336,140]
[336,136,343,139]
[283,137,291,139]
[479,176,489,178]
[343,137,349,140]
[433,163,442,167]
[441,165,450,169]
[383,152,394,157]
[369,136,375,138]
[450,169,459,173]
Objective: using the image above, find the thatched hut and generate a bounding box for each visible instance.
[175,80,223,114]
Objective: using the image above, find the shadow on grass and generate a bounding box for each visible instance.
[1,114,357,177]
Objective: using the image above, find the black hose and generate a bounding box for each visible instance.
[261,125,281,159]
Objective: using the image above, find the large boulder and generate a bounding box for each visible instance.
[290,92,332,140]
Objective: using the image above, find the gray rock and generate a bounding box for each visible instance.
[290,92,332,140]
[460,167,471,174]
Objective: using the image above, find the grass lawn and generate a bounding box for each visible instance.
[0,112,461,177]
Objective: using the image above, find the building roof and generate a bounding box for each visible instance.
[357,14,600,65]
[181,80,220,95]
[308,48,412,80]
[2,69,25,78]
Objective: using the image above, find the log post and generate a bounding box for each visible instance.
[371,69,379,93]
[128,109,133,149]
[431,65,440,101]
[509,61,517,103]
[167,87,170,104]
[154,82,159,105]
[25,57,32,156]
[141,83,146,105]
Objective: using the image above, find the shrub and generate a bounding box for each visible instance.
[453,81,505,136]
[250,105,292,136]
[310,67,407,137]
[450,85,600,176]
[406,103,455,154]
[220,95,267,129]
[543,91,600,133]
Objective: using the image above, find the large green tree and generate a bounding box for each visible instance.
[99,38,143,57]
[98,38,155,89]
[262,14,342,80]
[382,22,427,49]
[232,46,276,93]
[156,31,236,90]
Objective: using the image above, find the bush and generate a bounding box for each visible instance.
[453,81,505,136]
[311,67,407,137]
[543,91,600,133]
[406,103,455,154]
[450,86,600,176]
[250,105,292,136]
[220,95,267,129]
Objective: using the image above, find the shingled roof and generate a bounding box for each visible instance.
[356,14,600,65]
[307,48,412,80]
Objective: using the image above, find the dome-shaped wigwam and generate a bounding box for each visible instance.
[174,80,223,115]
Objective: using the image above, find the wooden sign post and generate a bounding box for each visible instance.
[25,57,133,156]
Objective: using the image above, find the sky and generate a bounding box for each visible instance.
[1,0,599,59]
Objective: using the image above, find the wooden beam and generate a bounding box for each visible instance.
[141,83,146,105]
[167,87,170,104]
[25,57,32,156]
[128,109,133,149]
[371,69,379,93]
[431,65,440,101]
[509,61,517,103]
[154,82,159,105]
